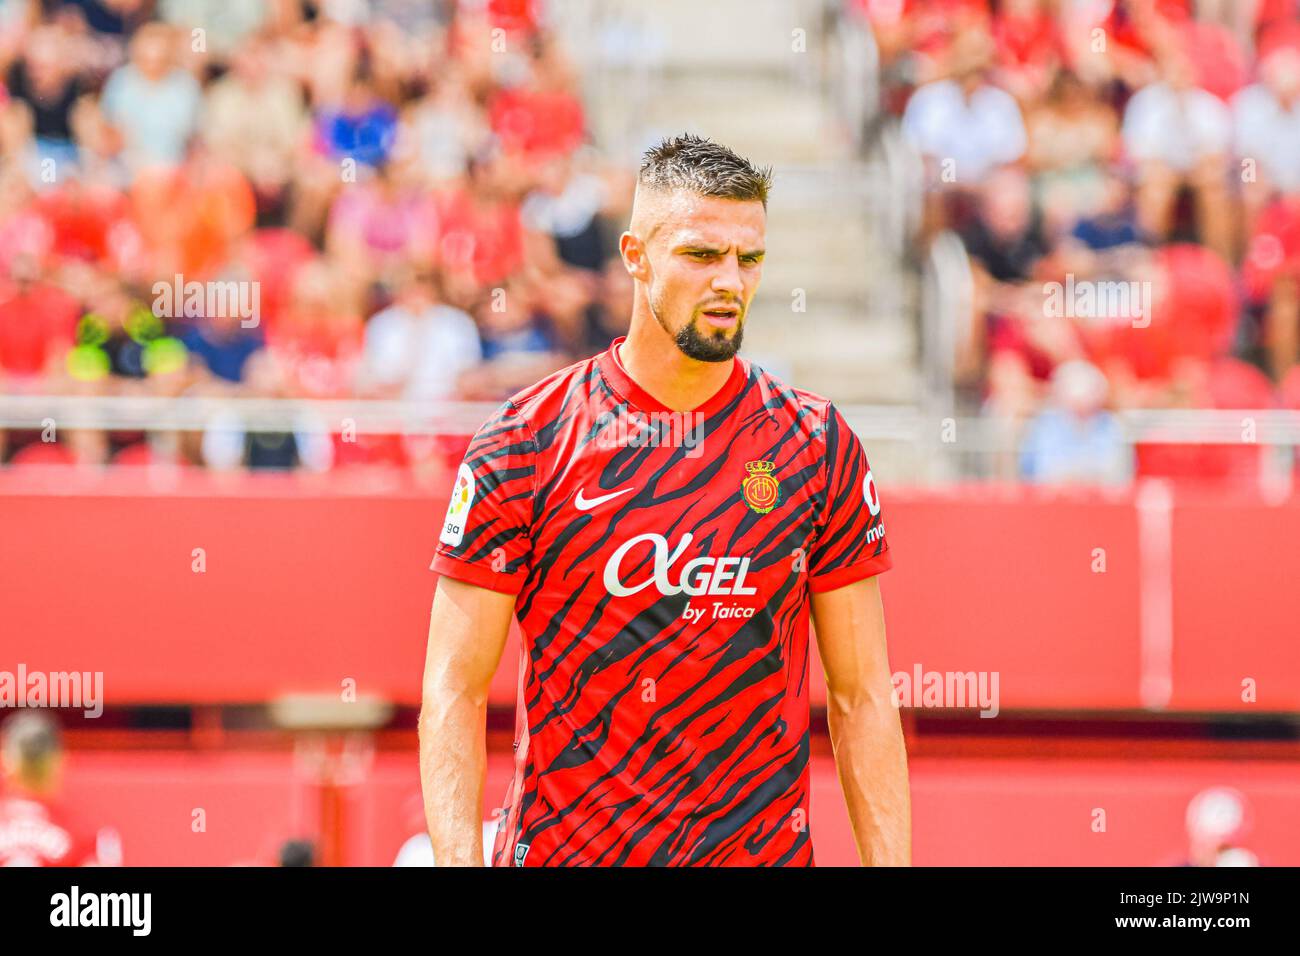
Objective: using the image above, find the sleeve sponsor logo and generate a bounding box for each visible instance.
[863,469,881,516]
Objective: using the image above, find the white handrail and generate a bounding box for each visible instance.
[1,395,1296,445]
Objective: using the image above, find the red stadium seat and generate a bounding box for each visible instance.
[1135,359,1276,490]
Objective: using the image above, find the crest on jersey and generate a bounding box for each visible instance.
[741,460,779,514]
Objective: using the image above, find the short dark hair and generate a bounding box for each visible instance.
[638,133,773,207]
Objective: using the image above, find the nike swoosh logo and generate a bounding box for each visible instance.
[575,487,634,511]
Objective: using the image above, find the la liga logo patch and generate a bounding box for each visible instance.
[440,462,475,546]
[741,460,780,514]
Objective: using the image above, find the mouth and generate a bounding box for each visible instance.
[700,305,741,329]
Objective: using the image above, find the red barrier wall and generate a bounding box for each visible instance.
[2,471,1297,711]
[46,749,1300,866]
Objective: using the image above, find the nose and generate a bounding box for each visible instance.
[710,253,744,299]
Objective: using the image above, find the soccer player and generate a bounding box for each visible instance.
[0,713,111,866]
[420,134,910,866]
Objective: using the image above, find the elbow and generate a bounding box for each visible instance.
[419,676,489,728]
[825,678,898,721]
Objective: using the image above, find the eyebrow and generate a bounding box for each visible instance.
[675,243,766,257]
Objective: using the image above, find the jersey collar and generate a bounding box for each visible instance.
[598,335,749,416]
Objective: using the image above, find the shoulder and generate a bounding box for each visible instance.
[744,360,836,439]
[493,352,603,436]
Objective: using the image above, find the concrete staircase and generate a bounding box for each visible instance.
[554,0,920,406]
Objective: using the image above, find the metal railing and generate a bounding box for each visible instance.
[1,394,1295,487]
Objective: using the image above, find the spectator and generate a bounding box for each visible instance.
[128,142,257,278]
[432,151,526,287]
[396,67,489,185]
[0,0,634,476]
[1240,194,1300,380]
[99,22,202,173]
[314,74,399,171]
[357,267,482,402]
[1024,71,1120,234]
[159,0,268,62]
[325,161,438,279]
[1067,168,1145,254]
[1019,359,1127,484]
[4,24,88,176]
[521,151,609,273]
[1233,29,1300,231]
[1121,44,1233,258]
[959,166,1048,284]
[577,257,633,355]
[992,0,1064,103]
[201,31,307,217]
[0,263,80,386]
[179,310,264,386]
[901,27,1027,189]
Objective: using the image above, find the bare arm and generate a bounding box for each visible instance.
[811,575,911,866]
[418,574,516,866]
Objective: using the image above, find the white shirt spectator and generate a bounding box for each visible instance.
[1122,82,1232,173]
[361,302,482,401]
[1233,83,1300,194]
[901,79,1027,182]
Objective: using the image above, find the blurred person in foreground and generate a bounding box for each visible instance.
[1178,786,1260,867]
[277,838,315,867]
[0,712,118,866]
[421,134,908,867]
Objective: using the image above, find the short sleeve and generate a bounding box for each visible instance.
[807,403,893,592]
[430,402,537,594]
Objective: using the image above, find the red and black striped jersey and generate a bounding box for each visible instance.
[432,336,892,866]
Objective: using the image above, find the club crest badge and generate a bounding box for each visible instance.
[741,460,780,514]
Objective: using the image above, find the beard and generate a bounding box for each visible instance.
[649,284,744,362]
[675,315,744,362]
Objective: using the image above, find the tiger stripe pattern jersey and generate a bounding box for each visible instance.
[432,336,892,866]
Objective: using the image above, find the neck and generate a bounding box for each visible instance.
[619,302,735,412]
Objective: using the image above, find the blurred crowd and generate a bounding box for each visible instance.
[0,0,635,471]
[862,0,1300,484]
